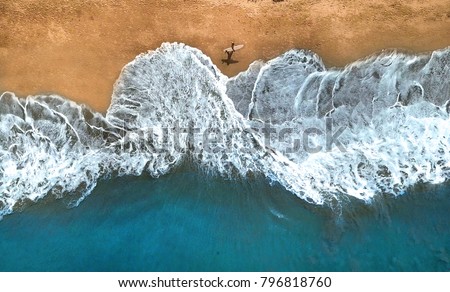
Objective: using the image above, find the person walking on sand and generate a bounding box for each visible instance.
[223,43,235,65]
[226,42,236,59]
[222,42,244,65]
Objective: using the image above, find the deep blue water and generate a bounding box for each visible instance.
[0,169,449,271]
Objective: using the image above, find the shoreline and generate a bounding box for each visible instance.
[1,0,449,112]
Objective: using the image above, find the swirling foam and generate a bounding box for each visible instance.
[0,43,449,217]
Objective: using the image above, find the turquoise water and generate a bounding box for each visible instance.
[1,45,449,271]
[0,167,449,271]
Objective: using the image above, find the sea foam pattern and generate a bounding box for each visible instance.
[0,43,449,217]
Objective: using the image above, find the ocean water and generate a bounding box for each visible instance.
[0,43,449,271]
[0,169,449,271]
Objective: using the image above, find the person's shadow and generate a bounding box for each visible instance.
[221,50,239,66]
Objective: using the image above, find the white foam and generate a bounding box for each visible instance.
[0,43,449,217]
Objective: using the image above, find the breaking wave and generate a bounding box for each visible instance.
[0,42,449,217]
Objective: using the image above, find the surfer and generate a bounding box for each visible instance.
[222,42,243,66]
[225,42,236,63]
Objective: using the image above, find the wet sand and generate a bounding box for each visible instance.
[0,0,449,112]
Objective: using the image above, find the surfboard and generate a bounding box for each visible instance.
[224,44,244,53]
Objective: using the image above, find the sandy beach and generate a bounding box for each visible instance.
[0,0,449,112]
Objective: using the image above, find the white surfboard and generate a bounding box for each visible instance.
[224,44,244,53]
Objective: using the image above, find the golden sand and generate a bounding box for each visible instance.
[1,0,449,112]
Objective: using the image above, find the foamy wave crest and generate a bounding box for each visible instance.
[0,43,449,217]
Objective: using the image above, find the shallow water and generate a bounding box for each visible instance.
[0,170,448,271]
[1,45,450,217]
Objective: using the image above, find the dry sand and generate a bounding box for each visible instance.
[1,0,449,112]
